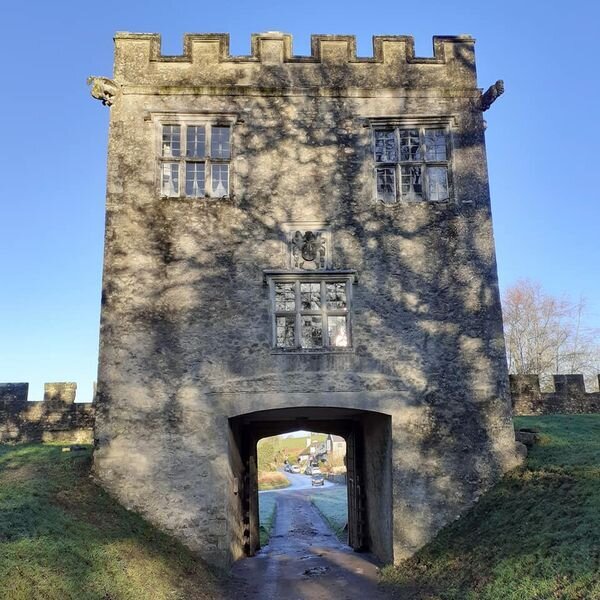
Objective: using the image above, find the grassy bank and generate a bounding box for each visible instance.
[0,444,224,600]
[257,471,290,491]
[382,414,600,600]
[258,493,277,547]
[310,486,348,541]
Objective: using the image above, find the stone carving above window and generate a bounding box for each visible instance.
[282,223,331,270]
[291,230,327,270]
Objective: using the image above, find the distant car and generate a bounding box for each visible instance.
[290,464,301,473]
[311,474,324,486]
[305,465,321,476]
[283,464,291,472]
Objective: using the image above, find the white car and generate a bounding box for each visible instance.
[290,464,301,473]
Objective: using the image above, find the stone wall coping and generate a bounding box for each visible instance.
[509,373,600,395]
[113,32,475,65]
[0,382,94,405]
[110,32,479,91]
[510,373,600,416]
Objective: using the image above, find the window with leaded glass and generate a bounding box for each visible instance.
[159,121,232,198]
[271,278,352,351]
[373,126,451,204]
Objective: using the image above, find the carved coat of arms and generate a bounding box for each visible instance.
[291,231,326,269]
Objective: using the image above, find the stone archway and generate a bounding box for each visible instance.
[228,406,393,563]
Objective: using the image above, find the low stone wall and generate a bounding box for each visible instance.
[2,374,596,444]
[0,383,95,443]
[510,374,600,415]
[325,472,347,485]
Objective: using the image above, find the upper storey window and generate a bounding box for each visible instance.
[373,126,451,205]
[160,121,231,199]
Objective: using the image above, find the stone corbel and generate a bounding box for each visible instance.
[87,76,120,106]
[481,80,504,111]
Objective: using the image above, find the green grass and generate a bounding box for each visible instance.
[3,416,599,599]
[310,486,348,541]
[258,493,277,547]
[0,444,224,600]
[382,414,600,600]
[257,471,291,491]
[278,433,327,451]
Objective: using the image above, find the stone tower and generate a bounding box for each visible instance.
[90,31,521,568]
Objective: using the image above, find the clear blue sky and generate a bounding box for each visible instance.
[1,0,598,401]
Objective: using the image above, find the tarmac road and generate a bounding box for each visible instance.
[260,470,337,492]
[230,471,391,600]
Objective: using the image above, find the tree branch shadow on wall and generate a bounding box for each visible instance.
[94,59,520,572]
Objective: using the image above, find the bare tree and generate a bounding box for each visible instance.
[502,280,600,388]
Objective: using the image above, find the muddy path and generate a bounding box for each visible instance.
[229,483,392,599]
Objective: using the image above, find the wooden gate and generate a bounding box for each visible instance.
[346,426,366,550]
[242,433,260,556]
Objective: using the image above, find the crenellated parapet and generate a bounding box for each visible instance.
[111,32,478,92]
[0,382,95,443]
[510,374,600,415]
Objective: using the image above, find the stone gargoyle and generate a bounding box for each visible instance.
[481,80,505,111]
[87,76,119,106]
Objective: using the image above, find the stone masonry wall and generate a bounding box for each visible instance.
[510,374,600,415]
[2,374,594,446]
[0,383,94,443]
[92,32,522,567]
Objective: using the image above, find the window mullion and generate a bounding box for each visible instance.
[321,281,328,347]
[205,125,211,197]
[180,125,186,198]
[270,279,276,347]
[395,127,401,202]
[295,280,301,348]
[345,281,352,346]
[420,128,427,202]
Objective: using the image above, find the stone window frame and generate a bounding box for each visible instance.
[264,270,357,354]
[369,116,455,205]
[152,113,237,200]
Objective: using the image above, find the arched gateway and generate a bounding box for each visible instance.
[229,406,393,561]
[90,31,522,568]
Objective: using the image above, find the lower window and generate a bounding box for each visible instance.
[270,277,353,351]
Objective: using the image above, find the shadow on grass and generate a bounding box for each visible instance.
[0,444,226,600]
[258,493,277,547]
[310,486,348,542]
[381,415,600,600]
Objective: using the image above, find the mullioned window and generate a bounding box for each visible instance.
[372,122,452,205]
[158,119,232,199]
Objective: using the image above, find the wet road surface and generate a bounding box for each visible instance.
[230,472,392,599]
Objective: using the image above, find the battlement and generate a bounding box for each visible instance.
[510,374,600,415]
[0,382,94,443]
[112,32,478,91]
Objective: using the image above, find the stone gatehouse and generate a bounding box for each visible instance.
[90,31,522,568]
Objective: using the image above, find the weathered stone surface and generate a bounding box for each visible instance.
[92,31,522,568]
[0,383,94,443]
[515,429,538,447]
[515,441,528,461]
[511,374,600,415]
